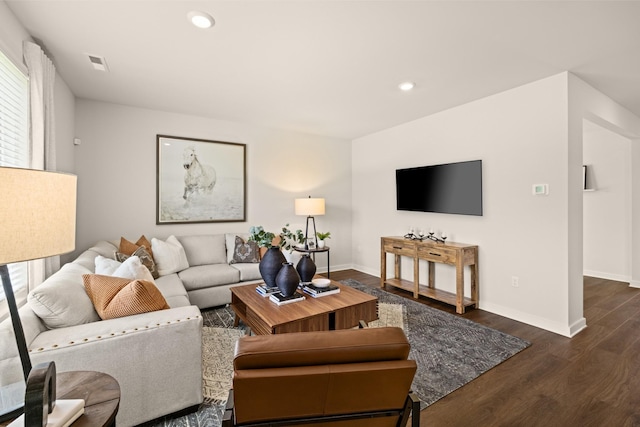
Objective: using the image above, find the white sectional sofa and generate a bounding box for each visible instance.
[0,233,264,426]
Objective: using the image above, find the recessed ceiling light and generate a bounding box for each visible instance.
[399,82,415,91]
[187,11,215,29]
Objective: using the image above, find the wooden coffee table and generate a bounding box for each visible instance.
[230,279,378,335]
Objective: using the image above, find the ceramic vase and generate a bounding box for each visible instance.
[259,247,287,289]
[317,240,326,249]
[275,262,300,297]
[296,254,316,283]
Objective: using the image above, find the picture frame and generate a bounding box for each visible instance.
[156,135,246,224]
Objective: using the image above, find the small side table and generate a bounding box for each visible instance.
[293,247,330,278]
[1,371,120,427]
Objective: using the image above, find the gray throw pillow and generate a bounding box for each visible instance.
[230,236,260,264]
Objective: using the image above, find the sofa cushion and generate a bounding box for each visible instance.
[116,246,159,279]
[83,274,170,320]
[151,236,189,276]
[178,264,240,291]
[95,255,155,283]
[28,263,100,329]
[154,273,190,308]
[177,235,226,266]
[230,263,262,281]
[87,240,119,259]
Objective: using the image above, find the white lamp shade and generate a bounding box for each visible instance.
[0,167,77,264]
[295,198,325,216]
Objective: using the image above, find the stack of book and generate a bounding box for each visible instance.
[269,291,305,306]
[302,283,341,298]
[255,284,281,297]
[9,399,85,427]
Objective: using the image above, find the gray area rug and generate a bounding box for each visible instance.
[147,279,530,426]
[341,279,530,407]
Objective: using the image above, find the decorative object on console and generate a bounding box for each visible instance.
[156,135,247,224]
[275,262,301,297]
[296,254,316,284]
[0,167,77,422]
[294,196,325,250]
[315,231,331,249]
[404,228,447,243]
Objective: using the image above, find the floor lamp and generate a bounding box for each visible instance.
[294,196,325,250]
[0,167,77,420]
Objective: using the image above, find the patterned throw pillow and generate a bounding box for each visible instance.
[116,246,159,279]
[230,235,260,264]
[82,274,169,320]
[119,235,154,261]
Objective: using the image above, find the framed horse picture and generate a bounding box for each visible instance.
[156,135,246,224]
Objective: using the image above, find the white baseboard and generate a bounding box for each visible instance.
[477,301,576,338]
[629,280,640,289]
[319,263,352,275]
[569,317,587,337]
[583,270,630,283]
[344,265,586,338]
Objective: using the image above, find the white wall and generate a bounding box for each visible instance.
[73,100,352,271]
[1,0,77,261]
[583,120,631,282]
[568,74,640,324]
[0,0,29,70]
[353,74,573,335]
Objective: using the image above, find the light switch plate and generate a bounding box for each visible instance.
[532,184,548,195]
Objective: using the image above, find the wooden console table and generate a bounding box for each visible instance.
[380,236,479,314]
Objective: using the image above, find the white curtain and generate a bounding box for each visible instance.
[23,41,59,287]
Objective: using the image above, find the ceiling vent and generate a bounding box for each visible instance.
[86,54,109,72]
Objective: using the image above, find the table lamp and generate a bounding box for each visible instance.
[294,196,325,250]
[0,167,77,420]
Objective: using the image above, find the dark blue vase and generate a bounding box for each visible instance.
[296,254,316,283]
[275,262,301,297]
[259,247,287,288]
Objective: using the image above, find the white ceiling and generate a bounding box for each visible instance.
[6,0,640,140]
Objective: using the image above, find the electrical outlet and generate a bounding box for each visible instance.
[511,276,519,288]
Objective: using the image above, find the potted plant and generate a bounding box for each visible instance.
[316,231,331,248]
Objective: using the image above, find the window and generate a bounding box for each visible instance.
[0,49,29,315]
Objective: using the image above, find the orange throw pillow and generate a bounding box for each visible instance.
[119,235,154,260]
[83,274,169,320]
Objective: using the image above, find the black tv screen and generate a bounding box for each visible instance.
[396,160,483,216]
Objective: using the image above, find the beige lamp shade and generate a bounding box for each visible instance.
[0,167,77,264]
[295,197,325,216]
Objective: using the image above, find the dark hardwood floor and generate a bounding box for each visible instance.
[328,270,640,426]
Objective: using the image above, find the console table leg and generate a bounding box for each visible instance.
[428,261,435,289]
[456,258,464,314]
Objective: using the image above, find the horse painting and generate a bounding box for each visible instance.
[182,146,216,201]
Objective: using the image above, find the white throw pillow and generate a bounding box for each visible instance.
[94,255,155,283]
[151,235,190,276]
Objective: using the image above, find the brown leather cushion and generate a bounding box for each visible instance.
[234,327,410,370]
[82,274,169,320]
[232,328,417,425]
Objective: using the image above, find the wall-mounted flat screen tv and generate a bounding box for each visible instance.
[396,160,483,216]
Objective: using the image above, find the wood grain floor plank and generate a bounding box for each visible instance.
[328,269,640,426]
